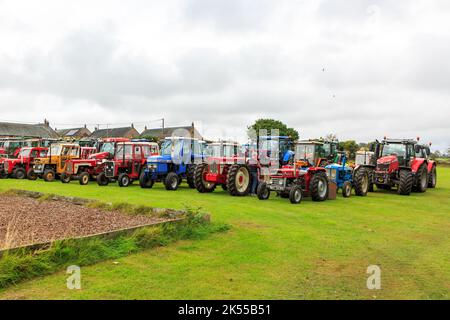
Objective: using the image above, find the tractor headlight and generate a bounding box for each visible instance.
[327,168,337,180]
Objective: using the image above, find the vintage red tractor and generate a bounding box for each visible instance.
[1,147,48,179]
[97,141,159,187]
[257,140,331,204]
[353,138,436,195]
[194,141,248,194]
[60,138,130,185]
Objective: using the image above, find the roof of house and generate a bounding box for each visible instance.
[90,126,137,139]
[56,127,91,137]
[140,125,202,139]
[0,122,60,139]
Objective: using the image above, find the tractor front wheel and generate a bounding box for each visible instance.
[414,164,428,193]
[398,170,413,195]
[60,173,71,184]
[354,167,370,196]
[27,169,37,180]
[227,164,251,197]
[97,172,109,186]
[118,173,131,187]
[164,172,179,191]
[428,166,437,188]
[310,172,329,202]
[13,168,26,179]
[194,164,216,193]
[257,182,270,200]
[139,172,154,189]
[186,165,196,189]
[79,172,90,185]
[342,181,352,198]
[43,169,56,182]
[289,186,303,204]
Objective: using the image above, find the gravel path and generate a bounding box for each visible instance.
[0,196,168,250]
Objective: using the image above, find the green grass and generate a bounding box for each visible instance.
[0,168,449,300]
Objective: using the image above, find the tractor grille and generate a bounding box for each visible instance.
[4,162,9,172]
[105,162,115,178]
[268,177,286,191]
[376,163,390,172]
[210,162,220,174]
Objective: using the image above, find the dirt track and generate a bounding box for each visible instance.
[0,195,167,250]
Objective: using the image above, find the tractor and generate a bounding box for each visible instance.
[324,152,369,197]
[33,143,95,182]
[60,138,131,185]
[97,141,159,187]
[139,137,205,191]
[353,138,436,196]
[194,141,249,194]
[256,140,330,204]
[1,147,48,180]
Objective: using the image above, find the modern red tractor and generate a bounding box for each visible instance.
[194,141,248,194]
[60,138,130,185]
[1,147,48,179]
[97,141,159,187]
[353,138,436,196]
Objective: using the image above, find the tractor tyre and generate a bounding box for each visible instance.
[13,168,26,179]
[97,172,109,186]
[60,173,71,184]
[27,169,38,181]
[79,172,90,185]
[194,164,216,193]
[118,173,131,187]
[186,165,196,189]
[342,181,352,198]
[398,170,413,195]
[310,172,329,202]
[221,184,228,191]
[0,171,7,179]
[279,192,289,198]
[164,172,179,191]
[43,169,56,182]
[354,167,369,196]
[139,172,154,189]
[226,164,251,197]
[289,185,303,204]
[428,166,437,188]
[414,163,428,193]
[256,182,270,200]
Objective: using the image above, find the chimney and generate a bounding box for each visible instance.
[144,126,148,131]
[131,123,134,128]
[44,119,49,127]
[84,124,87,128]
[95,127,98,131]
[191,122,194,128]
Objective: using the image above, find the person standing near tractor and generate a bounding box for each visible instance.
[248,149,259,195]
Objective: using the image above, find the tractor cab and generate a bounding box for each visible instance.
[205,141,243,164]
[294,140,333,168]
[33,143,82,181]
[258,136,294,167]
[378,139,418,169]
[155,137,205,165]
[92,138,130,160]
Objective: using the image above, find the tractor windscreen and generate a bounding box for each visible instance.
[100,142,115,156]
[50,145,62,155]
[18,148,32,157]
[161,140,173,156]
[223,145,237,157]
[207,145,222,157]
[295,144,315,164]
[381,143,406,157]
[115,145,133,159]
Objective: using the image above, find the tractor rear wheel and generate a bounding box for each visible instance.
[354,167,369,196]
[118,173,131,187]
[186,165,196,189]
[13,168,26,179]
[139,172,154,189]
[342,181,352,198]
[227,164,251,196]
[164,172,179,191]
[79,172,90,185]
[43,169,56,182]
[414,163,428,193]
[97,172,109,186]
[398,170,413,195]
[60,173,71,184]
[257,182,270,200]
[194,164,216,193]
[27,169,37,180]
[428,166,437,188]
[289,186,303,204]
[310,172,329,202]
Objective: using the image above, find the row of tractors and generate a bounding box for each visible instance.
[0,135,437,204]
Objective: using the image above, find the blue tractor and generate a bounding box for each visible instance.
[257,135,295,168]
[139,137,206,191]
[325,152,354,197]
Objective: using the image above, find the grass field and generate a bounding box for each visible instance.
[0,168,449,300]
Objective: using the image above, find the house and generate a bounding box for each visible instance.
[140,122,203,140]
[0,119,60,139]
[90,124,140,139]
[56,125,91,140]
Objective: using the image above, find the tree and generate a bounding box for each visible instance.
[248,119,299,141]
[339,140,359,159]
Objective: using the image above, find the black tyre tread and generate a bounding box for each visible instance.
[226,164,250,197]
[14,168,26,179]
[354,167,369,196]
[60,173,71,184]
[43,169,55,182]
[186,165,196,189]
[257,182,270,200]
[139,172,154,189]
[164,172,179,191]
[428,165,437,188]
[118,173,130,187]
[79,172,90,185]
[27,169,37,180]
[310,172,329,202]
[414,163,428,193]
[194,163,216,193]
[97,172,109,186]
[289,186,303,204]
[398,170,413,195]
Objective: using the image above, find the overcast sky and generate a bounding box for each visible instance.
[0,0,449,150]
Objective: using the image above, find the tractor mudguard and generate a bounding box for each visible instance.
[410,159,427,174]
[427,161,436,173]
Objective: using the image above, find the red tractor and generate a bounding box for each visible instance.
[1,147,48,179]
[60,138,130,185]
[353,138,436,196]
[97,141,159,187]
[194,141,249,195]
[257,140,330,204]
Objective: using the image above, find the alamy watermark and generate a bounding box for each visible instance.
[66,265,81,290]
[366,265,381,290]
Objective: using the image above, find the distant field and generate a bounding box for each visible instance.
[0,168,449,300]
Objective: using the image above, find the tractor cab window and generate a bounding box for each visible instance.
[207,144,221,157]
[381,143,406,158]
[100,142,115,156]
[192,140,202,155]
[223,145,237,157]
[173,140,183,156]
[161,140,173,156]
[134,146,142,159]
[295,144,316,164]
[50,145,62,155]
[18,148,32,157]
[40,150,47,157]
[115,145,133,160]
[142,145,152,158]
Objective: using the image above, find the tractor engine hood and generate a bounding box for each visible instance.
[377,155,398,165]
[89,152,110,160]
[0,148,6,155]
[147,155,171,163]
